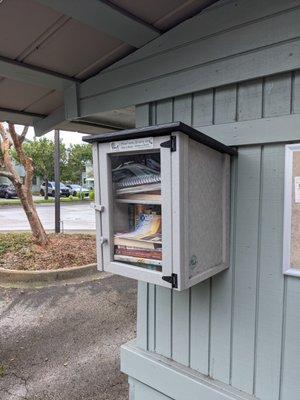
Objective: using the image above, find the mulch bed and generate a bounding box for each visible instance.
[0,233,96,271]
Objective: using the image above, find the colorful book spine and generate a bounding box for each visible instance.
[114,254,162,266]
[115,247,162,260]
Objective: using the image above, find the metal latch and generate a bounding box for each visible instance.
[93,204,105,212]
[160,136,176,152]
[162,273,178,288]
[99,237,108,245]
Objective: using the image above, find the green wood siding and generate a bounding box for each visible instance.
[132,68,300,399]
[79,0,300,116]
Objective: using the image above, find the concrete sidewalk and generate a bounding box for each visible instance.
[0,202,96,231]
[0,274,137,399]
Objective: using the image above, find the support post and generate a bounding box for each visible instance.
[54,129,61,233]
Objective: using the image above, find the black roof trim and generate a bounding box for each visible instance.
[83,121,237,156]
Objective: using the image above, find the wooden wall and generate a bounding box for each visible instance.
[134,70,300,400]
[79,0,300,116]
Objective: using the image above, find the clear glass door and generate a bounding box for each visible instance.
[110,151,162,272]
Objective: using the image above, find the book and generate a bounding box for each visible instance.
[115,247,162,260]
[116,174,161,189]
[116,182,161,195]
[114,254,162,267]
[117,193,161,202]
[114,237,161,249]
[115,213,161,242]
[114,211,162,251]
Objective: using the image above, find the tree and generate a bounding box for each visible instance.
[61,144,92,183]
[23,138,67,199]
[0,123,48,245]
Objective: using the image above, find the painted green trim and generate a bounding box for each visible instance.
[199,114,300,146]
[121,341,256,400]
[79,39,300,116]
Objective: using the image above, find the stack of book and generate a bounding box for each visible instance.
[115,174,161,203]
[114,211,162,270]
[112,162,163,270]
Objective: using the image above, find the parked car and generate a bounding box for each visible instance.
[40,182,70,197]
[0,184,17,199]
[66,184,90,197]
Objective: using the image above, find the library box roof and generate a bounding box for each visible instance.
[82,121,237,156]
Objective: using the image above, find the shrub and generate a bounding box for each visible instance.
[89,190,95,201]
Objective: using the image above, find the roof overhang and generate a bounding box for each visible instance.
[0,0,220,135]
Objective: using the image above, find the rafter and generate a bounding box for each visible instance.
[0,55,79,91]
[35,0,160,48]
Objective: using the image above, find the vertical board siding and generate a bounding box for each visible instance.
[231,147,262,393]
[192,90,213,126]
[134,69,300,399]
[293,71,300,114]
[237,79,263,121]
[173,94,192,124]
[263,73,292,117]
[254,145,285,400]
[172,290,190,366]
[209,157,237,383]
[214,85,237,124]
[281,277,300,400]
[137,282,148,350]
[189,281,210,374]
[155,287,172,358]
[148,285,156,352]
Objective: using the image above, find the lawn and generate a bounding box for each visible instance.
[0,196,91,207]
[0,233,96,270]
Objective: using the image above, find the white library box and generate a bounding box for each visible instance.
[84,122,236,290]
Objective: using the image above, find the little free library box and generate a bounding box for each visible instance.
[84,122,236,291]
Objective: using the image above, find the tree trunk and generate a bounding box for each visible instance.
[15,183,48,246]
[0,122,49,246]
[44,177,49,200]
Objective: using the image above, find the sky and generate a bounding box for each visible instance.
[15,125,87,147]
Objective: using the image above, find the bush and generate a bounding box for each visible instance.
[89,190,95,201]
[76,191,85,200]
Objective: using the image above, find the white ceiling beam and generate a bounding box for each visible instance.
[35,0,160,48]
[0,56,79,91]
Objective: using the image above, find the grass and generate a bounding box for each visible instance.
[0,196,90,207]
[0,233,31,257]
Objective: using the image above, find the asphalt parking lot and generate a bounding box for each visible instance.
[0,275,137,400]
[0,202,95,231]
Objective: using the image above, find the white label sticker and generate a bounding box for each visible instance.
[295,176,300,203]
[110,137,153,152]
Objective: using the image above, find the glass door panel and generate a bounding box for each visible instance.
[110,151,162,272]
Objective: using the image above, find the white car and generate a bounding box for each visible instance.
[66,184,90,197]
[40,182,70,197]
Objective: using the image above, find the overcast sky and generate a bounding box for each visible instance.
[15,125,87,147]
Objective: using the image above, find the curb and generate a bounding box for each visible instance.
[0,263,98,284]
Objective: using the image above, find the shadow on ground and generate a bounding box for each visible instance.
[0,275,137,400]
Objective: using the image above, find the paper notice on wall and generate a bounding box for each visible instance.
[295,177,300,203]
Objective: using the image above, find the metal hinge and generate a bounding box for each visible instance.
[162,273,178,288]
[160,136,176,152]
